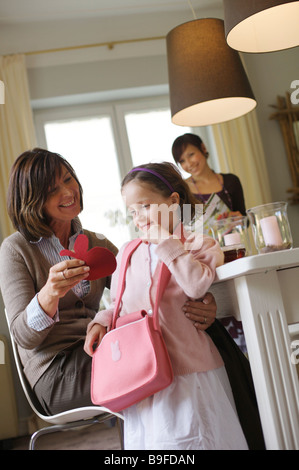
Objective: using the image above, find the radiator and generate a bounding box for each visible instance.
[0,335,18,439]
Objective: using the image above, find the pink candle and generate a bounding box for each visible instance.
[224,232,241,246]
[260,216,283,246]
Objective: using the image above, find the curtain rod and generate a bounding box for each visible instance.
[23,35,165,56]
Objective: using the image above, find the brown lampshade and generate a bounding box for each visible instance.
[166,18,256,126]
[224,0,299,53]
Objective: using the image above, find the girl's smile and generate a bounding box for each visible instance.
[122,180,180,236]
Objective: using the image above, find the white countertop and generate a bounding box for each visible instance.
[215,247,299,282]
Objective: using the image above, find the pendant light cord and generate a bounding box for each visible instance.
[187,0,197,20]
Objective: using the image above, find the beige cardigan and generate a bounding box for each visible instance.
[0,229,117,388]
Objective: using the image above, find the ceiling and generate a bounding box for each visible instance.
[0,0,222,24]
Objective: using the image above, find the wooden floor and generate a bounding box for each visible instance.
[5,420,122,450]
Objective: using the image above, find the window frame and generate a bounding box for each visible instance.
[33,95,215,245]
[34,95,212,175]
[34,96,179,178]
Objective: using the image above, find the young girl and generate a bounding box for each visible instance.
[84,162,248,450]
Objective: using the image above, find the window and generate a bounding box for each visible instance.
[125,109,188,171]
[44,115,126,248]
[34,97,200,247]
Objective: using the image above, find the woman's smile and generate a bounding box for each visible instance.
[59,198,75,208]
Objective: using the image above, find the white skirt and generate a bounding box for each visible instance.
[122,366,248,450]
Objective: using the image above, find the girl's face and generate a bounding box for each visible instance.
[122,180,180,235]
[43,166,81,228]
[177,143,207,177]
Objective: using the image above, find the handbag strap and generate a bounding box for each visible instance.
[111,239,171,331]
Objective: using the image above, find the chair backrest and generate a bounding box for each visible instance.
[4,308,48,419]
[3,308,124,425]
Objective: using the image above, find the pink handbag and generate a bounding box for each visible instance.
[90,238,174,412]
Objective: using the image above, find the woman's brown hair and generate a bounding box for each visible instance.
[7,148,83,241]
[172,133,208,163]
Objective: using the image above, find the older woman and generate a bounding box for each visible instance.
[0,148,217,415]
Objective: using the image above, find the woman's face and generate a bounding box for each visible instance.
[177,143,207,177]
[43,165,81,228]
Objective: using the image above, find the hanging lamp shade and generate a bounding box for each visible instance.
[223,0,299,53]
[166,18,256,127]
[0,81,4,104]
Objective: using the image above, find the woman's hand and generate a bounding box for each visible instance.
[183,292,217,331]
[37,259,90,318]
[84,323,107,356]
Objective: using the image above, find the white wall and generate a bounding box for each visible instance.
[242,48,299,245]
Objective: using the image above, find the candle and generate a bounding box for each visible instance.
[224,232,241,246]
[260,216,283,246]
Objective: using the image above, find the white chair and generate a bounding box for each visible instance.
[4,309,123,450]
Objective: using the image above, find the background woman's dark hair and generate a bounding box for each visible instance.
[7,147,83,241]
[121,162,200,224]
[172,133,206,163]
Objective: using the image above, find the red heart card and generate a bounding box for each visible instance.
[60,234,117,281]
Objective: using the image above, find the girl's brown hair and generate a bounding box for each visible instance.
[121,162,200,224]
[7,148,83,241]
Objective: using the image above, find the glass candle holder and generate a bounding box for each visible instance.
[246,202,293,254]
[211,215,251,263]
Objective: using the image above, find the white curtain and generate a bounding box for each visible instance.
[0,54,37,239]
[210,110,272,209]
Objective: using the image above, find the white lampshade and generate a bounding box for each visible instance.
[224,0,299,53]
[0,81,4,104]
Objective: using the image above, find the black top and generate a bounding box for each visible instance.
[194,173,246,216]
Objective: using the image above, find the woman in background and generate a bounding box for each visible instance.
[172,134,265,449]
[172,132,247,352]
[172,133,246,219]
[172,132,247,345]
